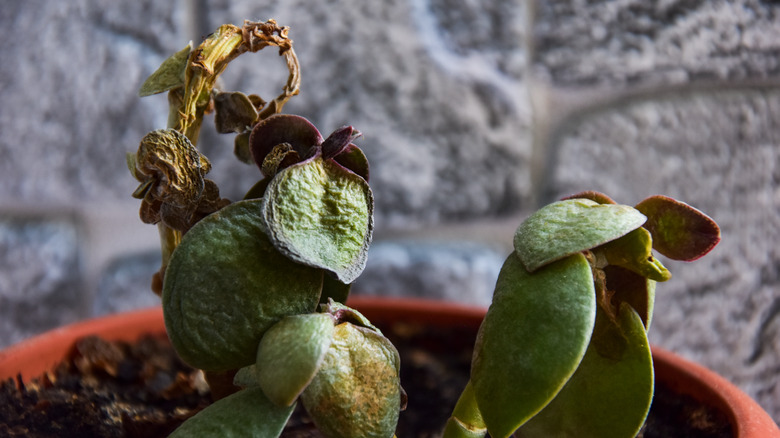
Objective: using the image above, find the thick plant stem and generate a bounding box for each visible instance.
[442,380,488,438]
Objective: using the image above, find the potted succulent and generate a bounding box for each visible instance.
[2,18,778,438]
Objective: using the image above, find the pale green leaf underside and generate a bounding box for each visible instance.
[256,313,335,407]
[168,386,294,438]
[514,199,646,272]
[472,253,596,438]
[163,199,323,371]
[263,157,373,284]
[516,303,654,438]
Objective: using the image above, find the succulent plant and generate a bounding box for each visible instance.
[130,20,720,438]
[444,192,720,438]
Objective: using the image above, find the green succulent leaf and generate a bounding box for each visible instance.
[598,227,671,282]
[262,156,374,284]
[168,386,294,438]
[138,43,192,97]
[634,195,721,261]
[301,321,401,438]
[516,303,653,438]
[472,253,596,438]
[514,199,647,272]
[162,199,323,371]
[603,265,656,330]
[255,313,336,407]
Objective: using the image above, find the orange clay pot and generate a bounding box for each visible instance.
[1,297,777,437]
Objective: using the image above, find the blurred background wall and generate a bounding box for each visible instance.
[1,0,779,422]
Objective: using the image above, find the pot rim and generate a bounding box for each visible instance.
[1,296,777,437]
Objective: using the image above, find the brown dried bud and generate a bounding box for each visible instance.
[132,129,219,231]
[261,143,301,177]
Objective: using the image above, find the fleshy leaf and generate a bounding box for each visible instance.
[561,190,616,205]
[214,91,259,134]
[138,43,192,97]
[514,199,647,272]
[233,364,260,389]
[249,114,323,173]
[598,227,671,282]
[168,386,294,438]
[162,199,323,371]
[635,195,721,261]
[255,313,335,407]
[301,321,401,438]
[334,144,370,182]
[321,126,361,159]
[472,253,596,438]
[262,156,373,283]
[443,381,488,438]
[604,265,656,330]
[516,303,653,438]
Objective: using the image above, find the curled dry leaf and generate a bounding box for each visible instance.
[132,129,212,229]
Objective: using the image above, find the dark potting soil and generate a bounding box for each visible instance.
[0,321,732,438]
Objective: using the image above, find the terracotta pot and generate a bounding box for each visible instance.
[1,297,777,437]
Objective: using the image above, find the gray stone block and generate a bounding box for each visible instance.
[545,87,780,420]
[93,251,162,316]
[532,0,780,87]
[0,216,85,348]
[192,0,531,227]
[0,0,185,204]
[353,240,506,306]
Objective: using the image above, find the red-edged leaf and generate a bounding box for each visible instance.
[635,195,720,261]
[248,115,322,174]
[561,191,616,205]
[321,126,361,159]
[333,144,370,182]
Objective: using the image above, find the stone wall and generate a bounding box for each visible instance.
[1,0,778,422]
